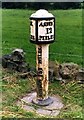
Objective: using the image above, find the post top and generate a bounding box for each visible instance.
[30,9,54,18]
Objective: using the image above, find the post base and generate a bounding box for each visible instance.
[32,97,53,106]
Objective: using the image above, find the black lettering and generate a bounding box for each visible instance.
[39,36,44,40]
[37,67,43,80]
[50,35,54,39]
[44,22,48,26]
[31,35,35,40]
[39,35,54,41]
[46,27,52,34]
[38,58,42,64]
[30,21,33,26]
[37,80,42,97]
[38,46,42,64]
[39,21,53,27]
[44,36,49,40]
[38,46,42,53]
[39,22,44,27]
[49,22,53,26]
[38,68,43,75]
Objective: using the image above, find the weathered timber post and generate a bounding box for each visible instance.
[30,9,55,106]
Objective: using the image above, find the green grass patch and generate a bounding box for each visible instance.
[2,9,82,66]
[2,9,83,118]
[2,69,83,118]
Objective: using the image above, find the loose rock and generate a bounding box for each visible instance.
[2,49,29,73]
[49,61,62,82]
[2,50,83,83]
[59,62,79,80]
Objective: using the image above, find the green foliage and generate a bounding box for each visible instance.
[49,80,83,119]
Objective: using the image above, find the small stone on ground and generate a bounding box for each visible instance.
[36,109,51,116]
[50,110,60,116]
[23,105,35,112]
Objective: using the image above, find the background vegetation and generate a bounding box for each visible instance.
[2,2,83,9]
[2,9,82,66]
[1,3,83,119]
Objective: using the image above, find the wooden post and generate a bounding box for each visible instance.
[36,44,49,100]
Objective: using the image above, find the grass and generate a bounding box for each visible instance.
[2,68,83,119]
[1,9,83,119]
[2,9,82,66]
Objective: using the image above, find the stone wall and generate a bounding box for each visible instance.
[2,49,83,83]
